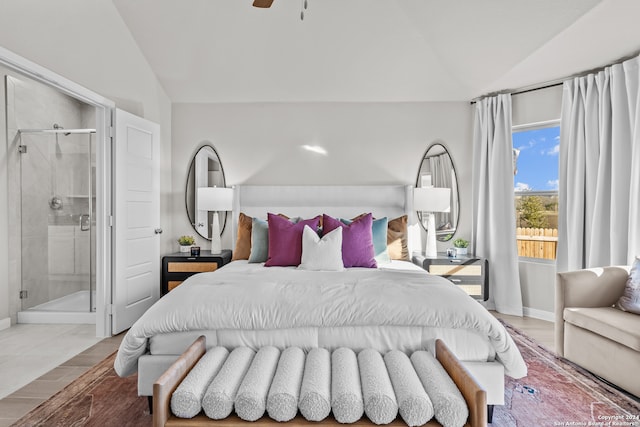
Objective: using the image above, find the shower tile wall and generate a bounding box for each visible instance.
[5,76,95,319]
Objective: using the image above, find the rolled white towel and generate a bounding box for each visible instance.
[267,347,306,422]
[299,348,331,421]
[331,347,364,424]
[384,350,434,426]
[358,348,398,425]
[171,346,229,418]
[411,351,468,427]
[202,347,255,419]
[235,346,281,421]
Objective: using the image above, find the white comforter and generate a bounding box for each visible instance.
[114,261,527,378]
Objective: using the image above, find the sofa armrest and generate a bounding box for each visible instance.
[555,266,630,356]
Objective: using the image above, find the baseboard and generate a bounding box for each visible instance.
[523,307,555,323]
[0,317,10,331]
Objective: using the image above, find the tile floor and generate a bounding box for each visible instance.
[0,314,554,426]
[0,324,123,427]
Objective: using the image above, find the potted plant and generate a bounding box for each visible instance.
[453,238,469,255]
[178,235,196,253]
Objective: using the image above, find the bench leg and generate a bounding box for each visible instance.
[148,396,153,414]
[488,405,494,423]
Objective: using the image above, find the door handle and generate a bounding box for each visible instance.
[155,228,163,234]
[80,214,90,231]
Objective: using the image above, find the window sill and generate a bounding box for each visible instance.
[517,256,556,265]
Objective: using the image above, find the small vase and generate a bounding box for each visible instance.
[455,247,468,255]
[179,245,191,253]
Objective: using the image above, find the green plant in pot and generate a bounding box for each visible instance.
[178,235,195,253]
[453,238,469,255]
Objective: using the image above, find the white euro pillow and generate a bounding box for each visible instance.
[298,225,344,271]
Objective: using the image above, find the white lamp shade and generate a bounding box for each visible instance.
[413,187,451,212]
[197,187,233,212]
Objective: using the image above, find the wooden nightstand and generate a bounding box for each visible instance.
[161,249,232,296]
[412,253,489,301]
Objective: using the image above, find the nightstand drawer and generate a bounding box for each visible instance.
[412,253,489,301]
[458,284,483,298]
[167,262,218,273]
[161,250,232,296]
[168,280,183,291]
[428,264,482,276]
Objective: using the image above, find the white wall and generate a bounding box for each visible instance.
[171,102,473,251]
[519,260,555,320]
[0,0,172,329]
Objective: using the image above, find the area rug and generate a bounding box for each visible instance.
[492,321,640,426]
[13,322,640,427]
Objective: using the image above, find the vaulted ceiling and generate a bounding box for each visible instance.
[113,0,640,103]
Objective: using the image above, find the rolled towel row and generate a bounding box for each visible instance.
[172,346,468,426]
[202,346,255,419]
[267,347,306,422]
[385,350,434,426]
[411,351,468,427]
[235,346,281,421]
[358,348,398,425]
[171,346,229,419]
[299,347,332,421]
[331,347,364,423]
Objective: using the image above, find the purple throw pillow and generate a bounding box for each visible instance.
[323,213,377,268]
[265,213,321,267]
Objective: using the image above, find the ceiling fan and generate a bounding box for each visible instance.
[252,0,274,7]
[253,0,309,19]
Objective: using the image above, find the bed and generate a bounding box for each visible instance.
[114,185,526,415]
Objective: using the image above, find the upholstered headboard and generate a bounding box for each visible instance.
[230,185,419,254]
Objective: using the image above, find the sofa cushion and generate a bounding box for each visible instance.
[564,307,640,351]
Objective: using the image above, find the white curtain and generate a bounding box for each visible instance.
[557,55,640,272]
[472,94,523,316]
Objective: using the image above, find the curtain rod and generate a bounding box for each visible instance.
[470,49,640,105]
[469,82,562,105]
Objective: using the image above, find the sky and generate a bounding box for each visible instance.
[513,126,560,192]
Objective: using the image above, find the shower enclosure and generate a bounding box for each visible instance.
[16,126,97,324]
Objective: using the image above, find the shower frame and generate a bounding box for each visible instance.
[16,127,97,321]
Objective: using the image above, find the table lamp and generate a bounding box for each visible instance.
[197,187,233,254]
[414,187,451,258]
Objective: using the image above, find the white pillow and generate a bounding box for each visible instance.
[299,225,344,271]
[617,257,640,314]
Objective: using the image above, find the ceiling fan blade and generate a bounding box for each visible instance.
[253,0,274,8]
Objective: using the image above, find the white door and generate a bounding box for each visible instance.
[112,108,161,334]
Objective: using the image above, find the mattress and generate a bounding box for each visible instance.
[114,260,527,379]
[149,326,496,363]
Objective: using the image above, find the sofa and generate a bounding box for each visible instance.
[556,266,640,398]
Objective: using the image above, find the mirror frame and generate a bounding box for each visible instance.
[415,141,460,242]
[185,144,228,240]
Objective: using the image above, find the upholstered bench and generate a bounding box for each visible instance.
[152,337,487,427]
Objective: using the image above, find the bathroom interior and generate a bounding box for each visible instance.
[5,73,98,325]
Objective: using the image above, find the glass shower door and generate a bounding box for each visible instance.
[19,130,95,312]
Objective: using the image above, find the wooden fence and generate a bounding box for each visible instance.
[516,227,558,260]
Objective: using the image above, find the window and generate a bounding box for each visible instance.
[512,122,560,260]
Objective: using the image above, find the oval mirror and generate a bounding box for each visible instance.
[416,142,460,242]
[185,144,228,240]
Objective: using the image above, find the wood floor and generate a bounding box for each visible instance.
[0,326,123,427]
[491,311,555,350]
[0,314,553,427]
